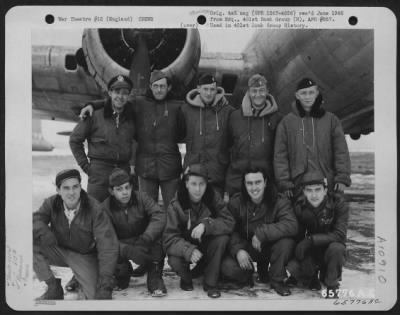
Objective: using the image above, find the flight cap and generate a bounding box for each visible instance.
[56,169,81,188]
[296,78,316,91]
[109,168,131,187]
[183,164,208,180]
[198,73,216,86]
[248,74,267,88]
[108,75,133,91]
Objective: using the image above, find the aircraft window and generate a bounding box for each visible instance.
[65,54,78,71]
[221,74,238,94]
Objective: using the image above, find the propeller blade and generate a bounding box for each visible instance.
[129,34,150,95]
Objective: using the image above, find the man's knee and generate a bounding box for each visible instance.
[168,255,187,271]
[221,256,249,282]
[150,241,164,262]
[324,242,346,262]
[209,235,230,248]
[270,238,296,260]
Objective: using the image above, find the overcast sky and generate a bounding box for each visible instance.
[32,28,374,151]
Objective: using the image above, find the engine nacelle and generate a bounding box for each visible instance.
[81,28,201,97]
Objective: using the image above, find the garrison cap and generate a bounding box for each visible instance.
[301,170,327,187]
[108,75,133,91]
[183,163,208,180]
[248,74,268,88]
[56,169,81,188]
[296,78,316,91]
[198,73,216,86]
[109,168,131,187]
[150,70,170,85]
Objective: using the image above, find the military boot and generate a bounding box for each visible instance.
[36,277,64,300]
[147,261,167,297]
[65,275,79,292]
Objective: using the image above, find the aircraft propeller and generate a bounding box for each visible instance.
[121,30,151,95]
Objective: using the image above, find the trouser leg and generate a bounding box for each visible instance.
[147,241,167,294]
[322,242,346,287]
[33,245,68,282]
[225,169,242,197]
[300,251,320,285]
[201,235,229,288]
[220,255,252,284]
[88,161,130,202]
[168,256,191,282]
[119,241,150,266]
[269,238,295,284]
[138,177,159,203]
[87,183,109,203]
[246,241,269,278]
[33,245,98,299]
[159,178,180,210]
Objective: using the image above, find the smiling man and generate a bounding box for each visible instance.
[274,77,351,199]
[70,75,136,202]
[32,169,118,300]
[220,167,298,296]
[226,74,283,197]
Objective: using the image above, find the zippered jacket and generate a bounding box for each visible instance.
[33,191,118,278]
[102,191,166,244]
[86,95,185,180]
[226,93,283,188]
[294,192,349,246]
[182,87,234,184]
[227,192,298,258]
[70,98,136,170]
[274,101,351,192]
[163,192,234,262]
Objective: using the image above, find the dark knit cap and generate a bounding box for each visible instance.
[296,78,316,91]
[109,168,130,187]
[248,74,267,87]
[183,163,208,179]
[56,169,81,187]
[198,73,216,86]
[301,170,327,186]
[150,70,170,85]
[108,75,133,91]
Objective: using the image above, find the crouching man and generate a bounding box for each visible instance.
[163,164,234,298]
[292,170,349,298]
[33,169,118,300]
[220,167,298,296]
[103,168,167,297]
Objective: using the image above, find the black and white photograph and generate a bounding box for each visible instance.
[5,5,397,312]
